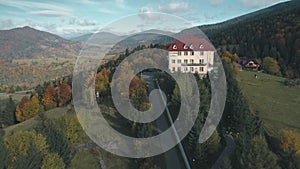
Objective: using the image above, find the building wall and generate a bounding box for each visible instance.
[168,51,214,74]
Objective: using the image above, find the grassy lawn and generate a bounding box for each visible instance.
[236,71,300,137]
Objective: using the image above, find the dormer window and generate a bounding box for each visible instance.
[184,44,188,49]
[200,44,204,49]
[173,44,177,49]
[190,44,194,49]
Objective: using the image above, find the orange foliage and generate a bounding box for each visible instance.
[42,85,57,110]
[129,76,144,96]
[15,93,42,122]
[57,83,72,107]
[95,68,110,95]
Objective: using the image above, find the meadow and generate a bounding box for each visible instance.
[236,71,300,137]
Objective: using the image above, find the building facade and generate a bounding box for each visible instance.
[168,34,215,75]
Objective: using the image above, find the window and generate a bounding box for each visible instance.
[190,44,194,49]
[173,45,177,49]
[172,59,176,64]
[177,67,181,72]
[200,44,204,49]
[190,59,194,64]
[199,67,204,72]
[172,67,176,72]
[184,51,188,55]
[190,67,194,72]
[184,44,188,49]
[184,67,188,71]
[184,59,188,64]
[199,59,204,64]
[200,51,204,55]
[191,51,194,55]
[177,59,181,64]
[178,51,181,55]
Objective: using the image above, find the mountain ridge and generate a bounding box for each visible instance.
[0,26,81,59]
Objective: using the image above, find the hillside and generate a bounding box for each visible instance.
[236,71,300,137]
[2,106,133,169]
[199,0,300,78]
[0,26,81,59]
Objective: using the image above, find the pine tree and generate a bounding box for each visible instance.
[237,135,280,169]
[14,145,43,169]
[35,114,73,167]
[0,129,9,169]
[0,97,16,127]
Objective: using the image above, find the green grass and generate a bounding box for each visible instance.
[4,107,69,136]
[236,71,300,137]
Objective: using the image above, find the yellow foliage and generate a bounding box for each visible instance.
[280,130,300,157]
[64,117,83,146]
[41,153,65,169]
[5,130,48,163]
[15,93,42,122]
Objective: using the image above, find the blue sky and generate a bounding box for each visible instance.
[0,0,289,37]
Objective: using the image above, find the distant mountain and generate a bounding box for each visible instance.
[0,26,81,59]
[71,32,122,45]
[70,29,175,54]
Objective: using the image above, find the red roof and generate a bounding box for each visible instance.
[168,34,215,51]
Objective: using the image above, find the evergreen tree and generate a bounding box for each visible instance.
[237,135,280,169]
[0,97,16,127]
[35,114,73,166]
[0,129,9,169]
[280,151,300,169]
[14,145,43,169]
[219,157,232,169]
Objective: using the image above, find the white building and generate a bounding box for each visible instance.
[168,34,215,75]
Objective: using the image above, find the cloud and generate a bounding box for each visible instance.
[209,0,224,6]
[0,0,70,12]
[77,19,96,26]
[29,10,70,17]
[157,2,189,13]
[0,19,15,29]
[139,6,154,13]
[67,17,96,26]
[139,6,157,20]
[240,0,284,8]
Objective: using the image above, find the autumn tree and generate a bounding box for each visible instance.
[42,85,57,110]
[221,51,240,74]
[280,130,300,157]
[5,130,48,167]
[263,57,281,76]
[15,93,42,122]
[64,117,84,146]
[57,83,72,107]
[95,68,111,96]
[41,153,65,169]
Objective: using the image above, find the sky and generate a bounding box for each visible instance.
[0,0,290,37]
